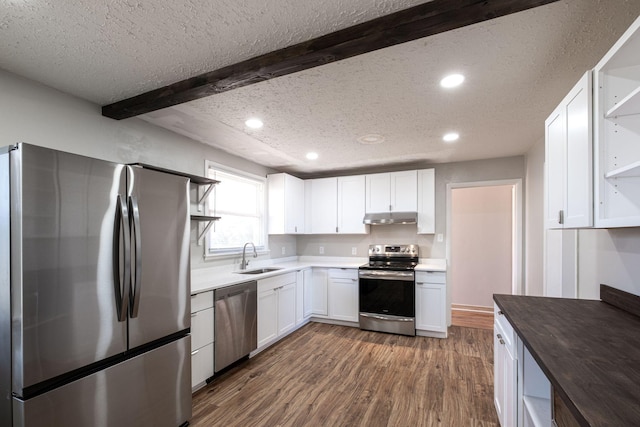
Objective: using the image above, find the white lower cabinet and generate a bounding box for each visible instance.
[257,272,297,349]
[415,271,447,337]
[311,268,329,316]
[190,291,214,391]
[303,268,313,318]
[327,269,359,322]
[494,313,517,427]
[295,270,305,325]
[494,303,552,427]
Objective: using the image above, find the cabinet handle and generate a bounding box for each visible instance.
[499,339,505,345]
[295,226,297,232]
[389,204,392,211]
[497,334,502,339]
[558,210,564,225]
[336,226,339,233]
[191,312,198,317]
[191,349,200,356]
[498,311,503,316]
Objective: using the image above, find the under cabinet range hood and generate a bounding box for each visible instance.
[363,211,418,225]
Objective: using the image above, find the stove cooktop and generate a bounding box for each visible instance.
[360,244,419,271]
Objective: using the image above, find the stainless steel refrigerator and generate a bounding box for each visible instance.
[0,143,192,427]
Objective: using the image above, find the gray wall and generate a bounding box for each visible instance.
[525,139,545,296]
[0,69,276,270]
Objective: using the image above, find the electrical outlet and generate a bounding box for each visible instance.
[437,233,444,242]
[351,247,357,255]
[281,247,286,255]
[319,246,324,255]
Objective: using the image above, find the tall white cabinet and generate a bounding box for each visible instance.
[594,16,640,227]
[268,173,305,234]
[545,71,593,229]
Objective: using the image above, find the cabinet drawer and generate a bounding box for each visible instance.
[191,291,213,313]
[328,268,358,280]
[191,342,213,390]
[494,303,516,354]
[191,307,214,351]
[415,271,446,284]
[259,272,296,291]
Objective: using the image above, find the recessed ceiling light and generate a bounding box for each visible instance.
[245,118,263,129]
[357,134,385,145]
[306,152,319,160]
[443,132,460,142]
[440,74,465,88]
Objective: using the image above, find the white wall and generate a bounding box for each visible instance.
[451,185,513,307]
[0,69,281,270]
[525,138,545,296]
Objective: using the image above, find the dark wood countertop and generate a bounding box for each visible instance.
[493,293,640,427]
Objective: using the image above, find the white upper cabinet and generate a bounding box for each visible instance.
[306,175,368,234]
[268,173,305,234]
[545,71,593,229]
[306,177,338,234]
[593,16,640,227]
[365,170,417,213]
[417,169,435,234]
[337,175,368,234]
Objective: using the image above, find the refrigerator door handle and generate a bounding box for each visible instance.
[114,195,131,322]
[129,195,143,318]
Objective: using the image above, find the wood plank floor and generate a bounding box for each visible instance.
[191,323,498,426]
[451,306,494,330]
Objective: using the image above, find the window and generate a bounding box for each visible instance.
[205,162,267,255]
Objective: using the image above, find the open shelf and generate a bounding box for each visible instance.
[131,163,220,185]
[191,215,221,243]
[605,160,640,178]
[606,85,640,118]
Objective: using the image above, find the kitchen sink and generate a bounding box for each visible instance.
[235,267,283,275]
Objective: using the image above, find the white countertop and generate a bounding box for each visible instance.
[191,256,446,295]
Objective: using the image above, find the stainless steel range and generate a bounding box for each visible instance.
[358,244,419,336]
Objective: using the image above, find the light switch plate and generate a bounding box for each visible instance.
[319,246,324,254]
[437,233,444,242]
[351,247,357,255]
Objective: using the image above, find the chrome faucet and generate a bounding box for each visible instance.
[240,242,257,270]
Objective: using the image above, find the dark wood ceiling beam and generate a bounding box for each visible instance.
[102,0,560,120]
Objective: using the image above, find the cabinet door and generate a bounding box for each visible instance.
[545,105,566,229]
[417,169,435,234]
[503,347,517,427]
[328,277,359,322]
[545,72,592,229]
[494,323,506,427]
[337,175,368,234]
[308,177,338,233]
[564,72,592,228]
[365,173,391,213]
[303,269,313,317]
[191,342,213,390]
[415,282,446,332]
[285,174,305,234]
[257,288,278,348]
[295,271,305,325]
[311,268,328,315]
[391,170,418,211]
[277,283,297,336]
[190,307,214,351]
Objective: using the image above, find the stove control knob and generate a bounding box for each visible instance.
[375,247,380,253]
[401,248,406,253]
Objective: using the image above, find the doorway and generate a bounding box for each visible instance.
[446,180,522,328]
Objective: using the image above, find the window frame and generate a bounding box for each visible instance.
[203,160,269,259]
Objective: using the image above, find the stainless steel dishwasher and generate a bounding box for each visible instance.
[214,280,257,372]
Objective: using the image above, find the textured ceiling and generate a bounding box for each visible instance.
[2,1,640,176]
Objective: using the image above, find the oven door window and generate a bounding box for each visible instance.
[359,278,415,317]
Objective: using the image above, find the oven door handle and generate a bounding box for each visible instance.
[360,313,415,322]
[358,270,414,281]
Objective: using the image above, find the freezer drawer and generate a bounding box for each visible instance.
[12,336,191,427]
